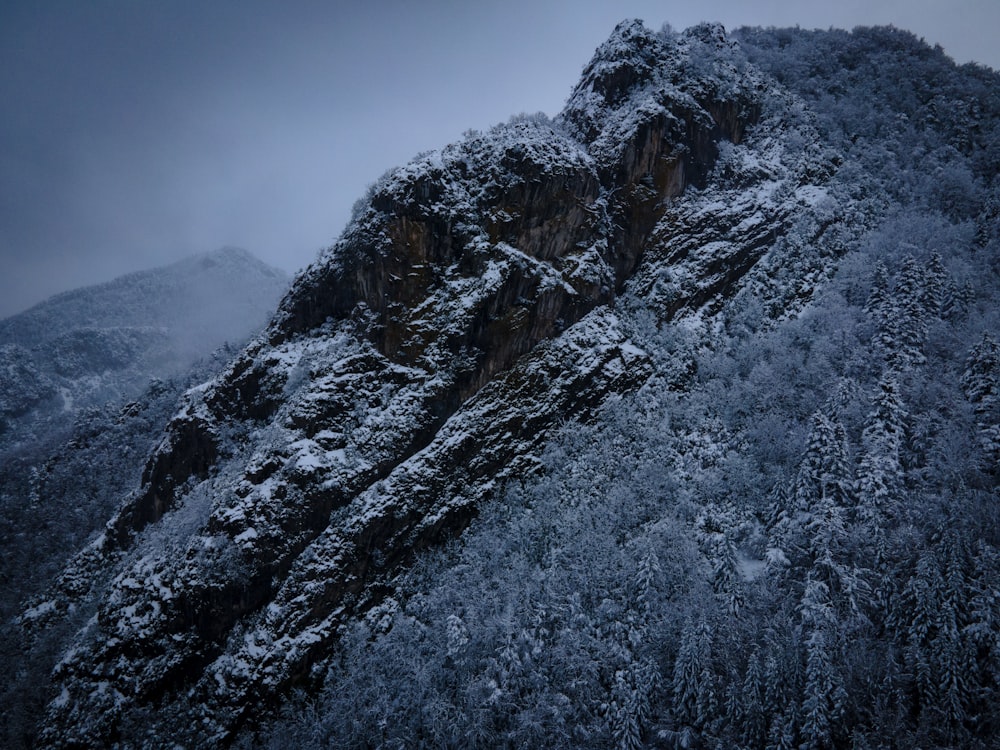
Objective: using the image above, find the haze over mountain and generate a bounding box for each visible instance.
[2,1,998,320]
[0,246,288,441]
[2,19,1000,750]
[0,247,287,683]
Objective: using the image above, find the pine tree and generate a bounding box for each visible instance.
[961,333,1000,464]
[799,576,836,631]
[710,532,744,616]
[856,375,907,525]
[864,261,890,320]
[962,333,1000,405]
[800,628,846,750]
[965,540,1000,732]
[901,550,946,716]
[740,649,768,749]
[635,549,661,624]
[941,277,973,320]
[610,661,655,750]
[672,619,716,732]
[922,252,953,317]
[877,256,930,368]
[790,413,851,567]
[765,709,797,750]
[929,532,973,742]
[798,412,853,509]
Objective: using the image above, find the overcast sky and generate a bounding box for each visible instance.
[2,0,998,319]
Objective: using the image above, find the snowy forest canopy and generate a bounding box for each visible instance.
[2,22,1000,750]
[246,25,1000,750]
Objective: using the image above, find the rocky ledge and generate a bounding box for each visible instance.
[28,20,844,747]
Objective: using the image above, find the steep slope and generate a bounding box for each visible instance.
[27,22,855,747]
[0,248,289,745]
[0,247,289,609]
[252,25,1000,750]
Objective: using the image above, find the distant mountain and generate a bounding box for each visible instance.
[0,246,289,439]
[8,20,1000,750]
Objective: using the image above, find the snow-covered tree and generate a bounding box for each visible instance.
[887,256,930,368]
[738,649,768,748]
[856,375,907,525]
[773,411,852,576]
[799,627,846,750]
[961,333,1000,464]
[671,619,716,732]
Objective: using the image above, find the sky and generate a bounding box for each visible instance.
[2,0,998,319]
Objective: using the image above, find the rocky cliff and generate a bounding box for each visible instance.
[25,21,849,746]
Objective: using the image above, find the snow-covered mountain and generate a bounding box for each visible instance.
[6,20,1000,749]
[0,247,288,742]
[0,246,288,442]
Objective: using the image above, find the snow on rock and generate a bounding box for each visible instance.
[30,20,848,749]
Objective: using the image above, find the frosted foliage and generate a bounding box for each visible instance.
[6,19,1000,750]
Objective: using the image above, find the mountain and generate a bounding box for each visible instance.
[0,246,289,443]
[0,248,288,744]
[8,20,1000,749]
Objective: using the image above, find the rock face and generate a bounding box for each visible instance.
[29,21,844,747]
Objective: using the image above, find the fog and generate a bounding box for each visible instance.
[2,0,998,319]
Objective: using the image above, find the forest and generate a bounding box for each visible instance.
[246,25,1000,750]
[2,22,999,750]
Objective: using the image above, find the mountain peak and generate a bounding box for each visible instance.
[12,19,1000,750]
[0,249,289,438]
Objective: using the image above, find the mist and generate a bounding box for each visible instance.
[2,0,998,319]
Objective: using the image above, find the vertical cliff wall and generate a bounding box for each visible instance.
[25,21,846,747]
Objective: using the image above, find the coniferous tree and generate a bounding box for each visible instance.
[775,412,853,580]
[856,375,907,525]
[609,659,656,750]
[887,256,929,368]
[672,619,716,733]
[922,252,953,317]
[708,531,744,616]
[900,550,947,719]
[799,628,846,750]
[864,261,891,320]
[965,540,1000,734]
[740,649,768,749]
[961,333,1000,465]
[765,709,797,750]
[635,550,661,624]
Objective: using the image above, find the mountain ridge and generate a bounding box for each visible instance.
[27,21,841,746]
[7,19,1000,749]
[0,246,289,439]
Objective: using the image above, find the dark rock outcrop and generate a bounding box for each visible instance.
[29,21,844,747]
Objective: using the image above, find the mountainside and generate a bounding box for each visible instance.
[0,246,289,443]
[0,248,288,744]
[8,20,1000,749]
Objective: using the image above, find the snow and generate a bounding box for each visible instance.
[53,686,70,709]
[234,527,258,544]
[20,598,57,622]
[289,439,329,472]
[765,547,790,567]
[795,184,829,207]
[736,551,768,581]
[23,21,864,744]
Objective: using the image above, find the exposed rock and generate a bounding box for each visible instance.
[30,21,845,747]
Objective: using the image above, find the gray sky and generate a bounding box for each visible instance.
[2,0,998,319]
